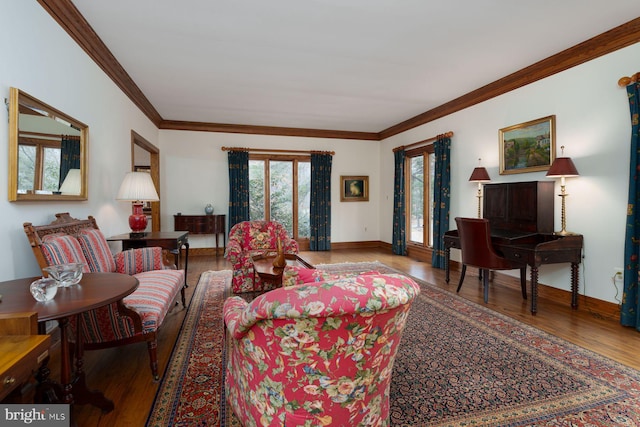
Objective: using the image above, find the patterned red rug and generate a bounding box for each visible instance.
[146,262,640,426]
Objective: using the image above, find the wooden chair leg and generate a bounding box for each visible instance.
[519,267,527,300]
[147,339,159,381]
[456,264,467,293]
[482,269,490,303]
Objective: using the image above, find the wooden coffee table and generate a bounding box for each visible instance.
[251,253,314,290]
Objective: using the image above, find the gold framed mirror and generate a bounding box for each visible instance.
[8,87,88,201]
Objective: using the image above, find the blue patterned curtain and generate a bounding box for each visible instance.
[392,149,406,255]
[621,80,640,331]
[310,153,332,250]
[58,135,81,188]
[431,134,451,269]
[227,150,250,232]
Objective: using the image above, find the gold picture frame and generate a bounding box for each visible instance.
[499,115,555,175]
[340,176,369,202]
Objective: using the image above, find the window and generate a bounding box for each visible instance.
[406,145,435,247]
[18,138,61,193]
[248,154,311,242]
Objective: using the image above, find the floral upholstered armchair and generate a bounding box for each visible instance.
[224,220,299,293]
[223,272,420,426]
[23,212,185,380]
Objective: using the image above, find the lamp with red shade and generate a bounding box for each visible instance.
[546,145,579,236]
[116,171,159,238]
[469,158,491,218]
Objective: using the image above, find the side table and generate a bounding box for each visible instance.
[0,273,139,413]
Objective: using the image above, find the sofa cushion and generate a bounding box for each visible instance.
[115,247,165,275]
[77,228,117,273]
[125,269,184,331]
[40,235,90,273]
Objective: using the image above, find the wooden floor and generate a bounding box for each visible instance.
[58,248,640,426]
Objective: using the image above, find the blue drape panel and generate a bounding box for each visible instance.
[431,135,451,269]
[310,153,332,251]
[621,81,640,330]
[392,149,407,255]
[227,150,250,232]
[59,135,81,188]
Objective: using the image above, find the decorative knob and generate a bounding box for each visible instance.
[3,376,16,387]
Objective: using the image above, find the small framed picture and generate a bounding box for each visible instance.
[499,115,555,175]
[340,176,369,202]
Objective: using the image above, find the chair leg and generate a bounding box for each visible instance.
[520,267,527,300]
[456,264,467,293]
[147,339,159,381]
[482,269,490,303]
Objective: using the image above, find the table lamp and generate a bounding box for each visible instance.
[469,158,491,218]
[116,171,159,237]
[546,146,579,236]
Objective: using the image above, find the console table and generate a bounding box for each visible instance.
[174,214,225,255]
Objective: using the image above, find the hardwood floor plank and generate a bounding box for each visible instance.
[52,249,640,426]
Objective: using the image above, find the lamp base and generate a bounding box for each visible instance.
[128,202,148,238]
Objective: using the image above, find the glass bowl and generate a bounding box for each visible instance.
[30,277,58,302]
[43,263,85,287]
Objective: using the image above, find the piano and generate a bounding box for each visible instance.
[443,181,583,314]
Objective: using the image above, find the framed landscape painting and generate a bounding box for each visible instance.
[499,115,555,175]
[340,176,369,202]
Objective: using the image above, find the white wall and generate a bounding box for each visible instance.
[158,130,380,248]
[381,42,640,304]
[0,2,159,281]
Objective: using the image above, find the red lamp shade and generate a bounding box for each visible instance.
[469,167,491,182]
[546,157,579,178]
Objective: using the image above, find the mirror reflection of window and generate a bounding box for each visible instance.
[9,87,88,201]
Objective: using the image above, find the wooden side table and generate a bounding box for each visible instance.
[251,253,314,290]
[174,214,225,255]
[0,273,139,412]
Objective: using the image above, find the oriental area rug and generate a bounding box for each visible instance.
[146,262,640,426]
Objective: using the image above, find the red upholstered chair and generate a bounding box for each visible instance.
[455,217,527,303]
[223,272,420,426]
[224,220,299,293]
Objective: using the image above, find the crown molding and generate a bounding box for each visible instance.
[38,2,640,141]
[37,0,163,126]
[159,120,379,140]
[379,17,640,139]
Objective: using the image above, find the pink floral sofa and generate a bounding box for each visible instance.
[224,220,299,293]
[223,272,420,426]
[23,212,185,380]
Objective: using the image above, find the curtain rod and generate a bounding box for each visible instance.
[221,146,334,155]
[618,72,640,87]
[393,131,454,152]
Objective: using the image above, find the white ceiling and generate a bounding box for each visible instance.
[71,0,640,133]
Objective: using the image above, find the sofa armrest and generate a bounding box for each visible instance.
[115,247,167,275]
[223,296,252,340]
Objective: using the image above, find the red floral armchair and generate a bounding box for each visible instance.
[223,272,420,426]
[224,220,299,293]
